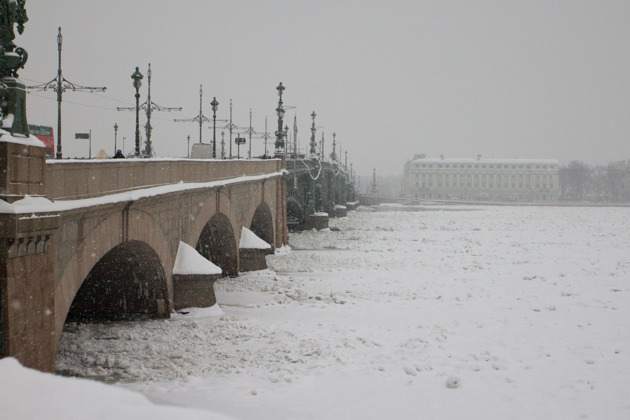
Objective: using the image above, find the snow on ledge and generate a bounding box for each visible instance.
[171,304,225,320]
[0,130,45,148]
[239,226,271,250]
[173,241,222,275]
[0,171,284,214]
[12,195,54,208]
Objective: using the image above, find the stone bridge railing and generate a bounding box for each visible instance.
[45,158,284,200]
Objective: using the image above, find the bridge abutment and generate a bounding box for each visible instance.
[0,141,59,372]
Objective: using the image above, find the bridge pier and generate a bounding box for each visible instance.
[0,141,59,372]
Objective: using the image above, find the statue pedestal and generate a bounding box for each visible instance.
[0,140,46,203]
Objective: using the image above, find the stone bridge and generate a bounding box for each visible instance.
[285,157,356,230]
[0,141,287,372]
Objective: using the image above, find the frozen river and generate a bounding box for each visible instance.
[52,205,630,419]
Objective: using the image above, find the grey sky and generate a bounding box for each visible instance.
[19,0,630,175]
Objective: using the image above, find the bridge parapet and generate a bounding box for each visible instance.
[45,158,283,201]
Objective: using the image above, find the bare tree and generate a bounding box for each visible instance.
[604,161,630,202]
[559,161,591,201]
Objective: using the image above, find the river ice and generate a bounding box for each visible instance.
[7,205,630,419]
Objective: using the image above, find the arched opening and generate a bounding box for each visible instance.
[294,174,312,213]
[287,198,305,231]
[250,202,274,250]
[66,240,169,322]
[314,184,323,212]
[196,213,238,276]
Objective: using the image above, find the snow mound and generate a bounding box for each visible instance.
[172,304,225,319]
[173,241,222,275]
[239,226,271,249]
[0,358,234,420]
[0,198,14,213]
[446,375,461,389]
[12,194,54,208]
[274,245,292,255]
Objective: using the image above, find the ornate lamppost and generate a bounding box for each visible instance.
[130,67,143,156]
[331,132,338,204]
[309,111,317,157]
[274,82,286,155]
[221,130,226,159]
[118,64,181,157]
[211,97,219,158]
[113,123,118,155]
[29,27,106,159]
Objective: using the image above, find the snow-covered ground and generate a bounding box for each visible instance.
[11,206,630,419]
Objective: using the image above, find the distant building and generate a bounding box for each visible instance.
[403,154,559,202]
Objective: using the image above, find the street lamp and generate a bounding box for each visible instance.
[29,27,106,159]
[221,131,225,159]
[131,67,143,156]
[211,97,219,158]
[275,82,286,154]
[56,28,62,159]
[113,123,118,155]
[309,111,317,157]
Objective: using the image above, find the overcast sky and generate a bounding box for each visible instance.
[17,0,630,175]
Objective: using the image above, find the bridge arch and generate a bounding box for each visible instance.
[287,197,305,229]
[249,201,274,249]
[65,240,169,322]
[55,207,174,338]
[314,184,324,212]
[196,213,238,276]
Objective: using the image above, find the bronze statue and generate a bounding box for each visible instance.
[0,0,28,136]
[0,0,28,78]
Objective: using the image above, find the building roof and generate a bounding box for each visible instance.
[409,154,558,165]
